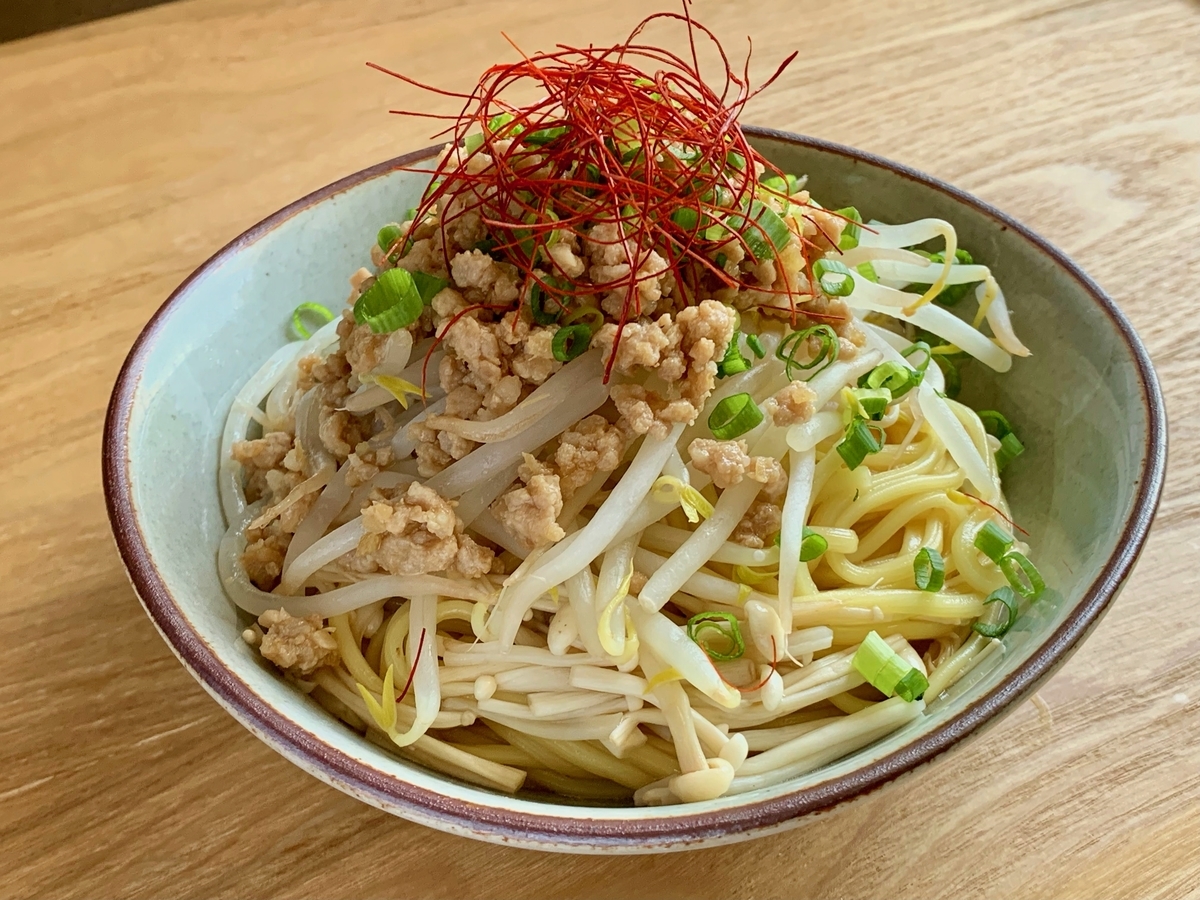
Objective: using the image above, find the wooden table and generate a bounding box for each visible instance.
[2,0,1197,896]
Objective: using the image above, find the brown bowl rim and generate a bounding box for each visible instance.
[102,127,1168,851]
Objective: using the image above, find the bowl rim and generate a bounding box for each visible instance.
[102,126,1168,851]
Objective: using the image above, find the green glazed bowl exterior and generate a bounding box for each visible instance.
[103,128,1167,853]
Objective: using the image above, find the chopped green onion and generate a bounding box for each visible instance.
[856,261,879,283]
[972,586,1020,638]
[776,325,839,380]
[474,238,496,255]
[530,283,567,325]
[714,252,728,270]
[978,410,1014,438]
[487,112,520,136]
[716,333,752,378]
[463,132,484,153]
[860,360,922,400]
[551,324,592,362]
[836,207,862,250]
[686,612,745,662]
[812,258,855,297]
[561,306,603,332]
[852,631,927,702]
[974,521,1014,563]
[995,432,1026,471]
[799,527,828,562]
[836,418,883,470]
[916,248,978,306]
[410,271,448,306]
[671,207,701,231]
[726,150,747,171]
[745,333,765,359]
[353,268,424,334]
[851,387,892,420]
[760,174,788,193]
[377,223,404,252]
[730,199,791,260]
[913,547,945,592]
[523,125,569,146]
[900,341,933,373]
[289,302,334,340]
[708,392,764,440]
[999,551,1045,600]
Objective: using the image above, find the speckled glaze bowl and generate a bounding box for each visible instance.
[103,128,1167,853]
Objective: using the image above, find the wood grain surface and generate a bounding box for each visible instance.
[2,0,1198,897]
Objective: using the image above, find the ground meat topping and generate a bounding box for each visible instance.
[232,431,294,503]
[764,381,818,428]
[732,500,783,549]
[351,481,486,577]
[257,609,339,676]
[553,415,627,497]
[688,438,752,490]
[491,453,565,552]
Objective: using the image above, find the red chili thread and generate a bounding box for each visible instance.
[396,627,428,703]
[367,4,829,380]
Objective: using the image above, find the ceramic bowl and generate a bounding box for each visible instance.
[103,128,1167,853]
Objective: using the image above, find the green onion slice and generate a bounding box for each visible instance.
[999,551,1045,600]
[776,325,839,380]
[671,207,701,232]
[686,612,746,662]
[290,302,334,340]
[859,360,921,399]
[708,393,764,440]
[974,521,1014,563]
[995,432,1026,471]
[851,387,892,420]
[463,132,484,153]
[530,282,568,325]
[410,271,448,306]
[836,418,883,471]
[852,631,928,702]
[353,269,424,334]
[551,324,592,362]
[523,125,569,146]
[561,306,604,332]
[977,409,1014,439]
[836,207,862,250]
[377,223,404,252]
[934,356,962,399]
[746,333,766,359]
[799,527,828,562]
[812,258,855,297]
[717,333,752,378]
[900,341,933,373]
[856,261,879,283]
[730,199,791,261]
[972,586,1020,638]
[913,547,945,592]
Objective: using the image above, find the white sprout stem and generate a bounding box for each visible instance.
[440,642,607,668]
[493,666,571,692]
[424,350,603,443]
[979,282,1031,357]
[469,509,526,558]
[219,339,313,522]
[727,697,925,792]
[849,293,1012,372]
[777,446,816,626]
[595,536,638,657]
[628,603,740,709]
[633,547,753,608]
[857,217,957,308]
[278,518,364,594]
[386,595,440,747]
[471,710,624,741]
[916,381,998,501]
[568,665,648,697]
[785,409,842,453]
[565,568,605,657]
[806,350,883,407]
[640,523,777,566]
[455,459,520,527]
[490,424,684,647]
[639,477,762,612]
[788,625,834,658]
[639,646,707,774]
[870,260,992,286]
[281,461,352,577]
[426,370,611,499]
